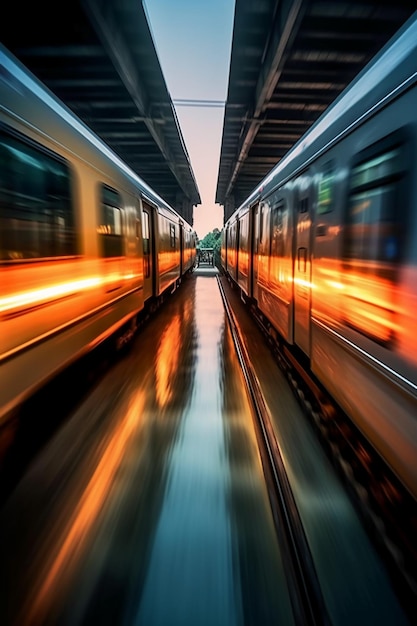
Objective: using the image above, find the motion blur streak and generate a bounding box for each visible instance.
[292,277,315,289]
[222,11,417,501]
[0,42,196,422]
[155,314,181,407]
[22,390,146,625]
[0,277,102,313]
[1,271,140,315]
[134,278,242,626]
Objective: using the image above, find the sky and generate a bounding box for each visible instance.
[143,0,236,239]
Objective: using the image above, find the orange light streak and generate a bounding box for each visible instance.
[0,273,140,314]
[326,280,344,290]
[24,390,145,625]
[155,314,181,408]
[0,277,101,312]
[292,277,316,289]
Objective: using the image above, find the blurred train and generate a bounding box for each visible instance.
[0,44,196,424]
[221,13,417,502]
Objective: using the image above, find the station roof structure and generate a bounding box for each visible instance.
[0,0,201,225]
[216,0,416,222]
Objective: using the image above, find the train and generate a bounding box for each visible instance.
[0,44,197,424]
[221,12,417,503]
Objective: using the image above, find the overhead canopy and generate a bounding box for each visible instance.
[0,0,201,224]
[216,0,416,221]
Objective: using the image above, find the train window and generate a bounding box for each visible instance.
[317,161,335,214]
[344,147,404,267]
[259,203,264,244]
[297,247,307,273]
[170,223,176,248]
[239,214,249,253]
[98,186,123,257]
[134,198,141,239]
[142,210,150,242]
[0,129,76,261]
[142,209,151,278]
[299,198,309,213]
[270,200,285,258]
[342,136,408,345]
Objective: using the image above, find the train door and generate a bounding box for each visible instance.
[228,220,238,281]
[221,227,227,271]
[293,174,313,356]
[235,219,241,284]
[179,222,184,276]
[237,212,250,294]
[142,201,156,302]
[133,196,143,283]
[250,203,260,301]
[99,185,124,293]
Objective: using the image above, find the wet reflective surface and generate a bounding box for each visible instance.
[220,275,411,626]
[0,269,294,626]
[0,267,411,626]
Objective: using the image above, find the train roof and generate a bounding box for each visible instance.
[226,10,417,223]
[0,44,192,229]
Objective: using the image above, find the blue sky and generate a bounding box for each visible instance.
[143,0,236,238]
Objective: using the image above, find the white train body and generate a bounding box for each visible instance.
[0,44,196,422]
[222,14,417,500]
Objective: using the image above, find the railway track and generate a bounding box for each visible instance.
[218,274,417,624]
[218,276,331,626]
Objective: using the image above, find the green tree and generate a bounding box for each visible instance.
[198,228,222,267]
[199,228,221,250]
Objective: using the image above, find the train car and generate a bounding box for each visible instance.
[221,12,417,502]
[0,44,196,423]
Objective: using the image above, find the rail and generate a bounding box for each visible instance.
[217,275,331,626]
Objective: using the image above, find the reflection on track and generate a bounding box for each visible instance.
[0,270,294,626]
[1,268,410,626]
[218,274,411,626]
[134,277,290,626]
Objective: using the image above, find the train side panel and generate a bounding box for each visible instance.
[222,15,417,499]
[236,210,250,295]
[0,45,195,422]
[253,79,417,498]
[0,125,145,419]
[310,88,417,497]
[156,210,181,296]
[182,224,197,273]
[220,228,227,271]
[226,219,238,282]
[254,187,295,344]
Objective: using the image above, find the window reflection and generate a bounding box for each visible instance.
[98,186,123,257]
[0,129,75,261]
[342,143,406,345]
